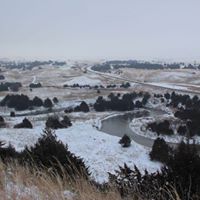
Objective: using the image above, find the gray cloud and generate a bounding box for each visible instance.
[0,0,200,62]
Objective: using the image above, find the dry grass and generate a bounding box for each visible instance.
[0,161,183,200]
[0,161,123,200]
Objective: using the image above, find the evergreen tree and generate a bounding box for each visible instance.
[119,134,131,147]
[20,128,89,179]
[44,98,53,108]
[149,138,170,163]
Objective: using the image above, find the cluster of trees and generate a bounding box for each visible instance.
[164,92,200,109]
[106,84,117,88]
[92,60,200,72]
[64,82,131,90]
[109,139,200,199]
[0,82,22,92]
[94,92,150,111]
[64,101,90,113]
[151,92,200,137]
[0,60,66,70]
[120,82,131,88]
[29,82,42,88]
[0,128,89,179]
[0,94,54,110]
[46,115,72,129]
[64,83,93,88]
[175,109,200,137]
[161,92,200,137]
[147,120,173,136]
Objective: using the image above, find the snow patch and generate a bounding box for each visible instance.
[64,76,101,86]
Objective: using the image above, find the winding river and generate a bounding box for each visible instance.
[100,109,178,149]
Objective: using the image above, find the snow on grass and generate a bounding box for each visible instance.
[148,82,188,90]
[151,71,194,82]
[64,76,102,86]
[0,126,43,152]
[0,121,161,183]
[56,122,161,183]
[130,116,200,144]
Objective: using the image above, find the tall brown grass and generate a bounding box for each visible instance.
[0,161,123,200]
[0,161,184,200]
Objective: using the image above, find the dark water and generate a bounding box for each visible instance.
[101,109,178,148]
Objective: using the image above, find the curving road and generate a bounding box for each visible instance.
[87,66,200,95]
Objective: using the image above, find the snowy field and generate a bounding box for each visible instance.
[1,61,200,185]
[0,120,161,183]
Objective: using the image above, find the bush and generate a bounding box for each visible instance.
[149,138,170,163]
[46,116,72,129]
[44,98,53,108]
[10,111,15,117]
[53,97,59,104]
[46,116,64,129]
[74,101,90,112]
[0,94,30,110]
[177,125,187,136]
[64,107,73,113]
[110,141,200,199]
[29,82,42,88]
[14,118,33,129]
[119,134,131,147]
[20,128,89,179]
[79,101,89,112]
[60,116,72,127]
[0,116,4,123]
[32,96,43,107]
[148,120,173,136]
[0,141,18,162]
[0,75,5,80]
[166,141,200,199]
[0,116,5,127]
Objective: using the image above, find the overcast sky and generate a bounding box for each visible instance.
[0,0,200,61]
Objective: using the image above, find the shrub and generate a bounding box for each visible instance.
[32,96,43,107]
[44,98,53,108]
[166,141,200,199]
[10,111,15,117]
[0,94,30,110]
[53,97,59,104]
[177,125,187,136]
[29,82,42,88]
[149,138,170,163]
[60,116,72,127]
[64,107,73,113]
[20,128,89,179]
[74,101,90,112]
[46,116,64,129]
[119,134,131,148]
[148,120,173,136]
[14,118,33,129]
[0,141,18,162]
[0,116,4,122]
[0,75,5,80]
[110,141,200,199]
[79,101,89,112]
[0,116,5,127]
[46,116,72,129]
